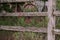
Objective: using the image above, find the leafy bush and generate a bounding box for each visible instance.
[0,16,47,27]
[56,0,60,10]
[56,17,60,29]
[13,32,47,40]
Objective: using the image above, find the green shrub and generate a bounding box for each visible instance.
[56,0,60,10]
[56,17,60,29]
[0,16,47,27]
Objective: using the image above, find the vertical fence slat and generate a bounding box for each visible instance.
[47,0,55,40]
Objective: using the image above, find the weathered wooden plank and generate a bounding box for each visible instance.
[1,11,60,16]
[0,26,60,35]
[47,0,55,40]
[54,29,60,35]
[0,0,34,3]
[0,12,47,16]
[0,0,13,3]
[0,26,47,33]
[53,11,60,16]
[16,0,34,2]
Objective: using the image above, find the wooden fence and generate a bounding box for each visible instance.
[0,0,60,40]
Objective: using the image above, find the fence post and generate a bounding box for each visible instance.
[47,0,55,40]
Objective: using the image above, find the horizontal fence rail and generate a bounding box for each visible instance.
[0,26,47,33]
[0,26,60,35]
[0,0,34,3]
[54,29,60,34]
[54,11,60,16]
[0,12,47,16]
[1,11,60,16]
